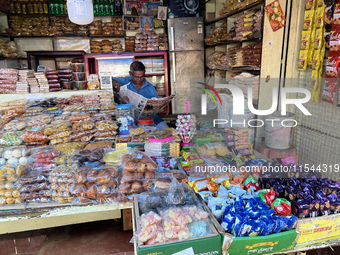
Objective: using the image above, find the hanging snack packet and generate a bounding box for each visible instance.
[260,209,276,221]
[316,5,325,29]
[305,0,315,11]
[298,50,308,70]
[301,31,311,50]
[303,10,315,31]
[322,79,337,104]
[272,198,292,216]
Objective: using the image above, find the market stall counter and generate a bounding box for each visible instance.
[0,202,131,235]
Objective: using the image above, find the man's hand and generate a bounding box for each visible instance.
[112,79,122,94]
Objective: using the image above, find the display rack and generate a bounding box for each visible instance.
[205,0,264,76]
[26,50,86,70]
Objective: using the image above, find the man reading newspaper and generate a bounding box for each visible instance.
[112,61,169,129]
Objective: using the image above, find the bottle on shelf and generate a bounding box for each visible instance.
[99,0,104,15]
[110,0,115,16]
[38,0,43,13]
[49,0,54,14]
[64,0,67,14]
[10,0,16,13]
[141,2,147,15]
[93,0,98,15]
[15,0,22,13]
[104,0,110,16]
[43,0,49,13]
[54,0,59,14]
[33,0,39,13]
[115,0,122,15]
[21,0,28,14]
[59,0,64,14]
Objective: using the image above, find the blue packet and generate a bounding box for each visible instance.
[235,196,245,210]
[247,220,264,237]
[256,200,271,210]
[282,216,298,231]
[260,209,275,221]
[260,218,276,236]
[221,204,236,231]
[272,216,289,234]
[245,197,260,210]
[233,220,249,237]
[235,210,249,226]
[248,208,261,220]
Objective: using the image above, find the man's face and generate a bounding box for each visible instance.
[129,70,145,86]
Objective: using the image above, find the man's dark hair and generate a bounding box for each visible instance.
[130,61,145,72]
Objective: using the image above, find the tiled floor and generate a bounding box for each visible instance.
[0,219,134,255]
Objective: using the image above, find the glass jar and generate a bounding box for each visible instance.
[138,118,157,132]
[145,135,180,157]
[116,104,135,135]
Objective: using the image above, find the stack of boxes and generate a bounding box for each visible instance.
[28,77,40,93]
[35,72,49,93]
[16,70,34,94]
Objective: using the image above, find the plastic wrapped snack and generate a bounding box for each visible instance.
[54,142,86,155]
[0,164,28,205]
[0,132,24,147]
[27,114,53,127]
[19,171,52,203]
[71,164,118,203]
[84,141,113,149]
[70,113,91,123]
[49,164,80,203]
[22,127,49,144]
[95,120,118,131]
[4,120,27,131]
[72,148,104,163]
[72,120,95,131]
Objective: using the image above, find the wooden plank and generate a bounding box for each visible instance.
[0,203,132,234]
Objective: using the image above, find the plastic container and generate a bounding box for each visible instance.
[144,135,180,157]
[61,81,72,90]
[73,72,86,81]
[74,81,88,90]
[137,118,157,132]
[116,104,135,135]
[265,111,295,149]
[71,63,85,72]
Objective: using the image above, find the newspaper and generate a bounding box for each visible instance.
[119,85,175,119]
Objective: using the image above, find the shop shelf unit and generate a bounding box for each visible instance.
[205,0,265,79]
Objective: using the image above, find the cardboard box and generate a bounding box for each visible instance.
[133,196,222,255]
[295,213,340,248]
[123,208,133,231]
[223,231,297,255]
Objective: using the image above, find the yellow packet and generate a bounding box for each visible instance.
[303,10,314,31]
[301,31,311,50]
[311,80,321,102]
[317,0,324,8]
[305,0,315,10]
[298,50,308,70]
[316,6,325,29]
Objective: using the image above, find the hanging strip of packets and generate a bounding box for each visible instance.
[298,0,326,103]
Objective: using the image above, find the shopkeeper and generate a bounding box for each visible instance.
[112,61,169,129]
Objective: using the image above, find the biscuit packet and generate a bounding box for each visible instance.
[314,28,324,51]
[298,50,308,70]
[322,79,337,104]
[301,31,311,50]
[316,5,325,29]
[305,0,316,10]
[303,10,315,31]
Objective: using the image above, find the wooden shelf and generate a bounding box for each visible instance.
[205,38,262,47]
[205,0,265,25]
[145,72,165,76]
